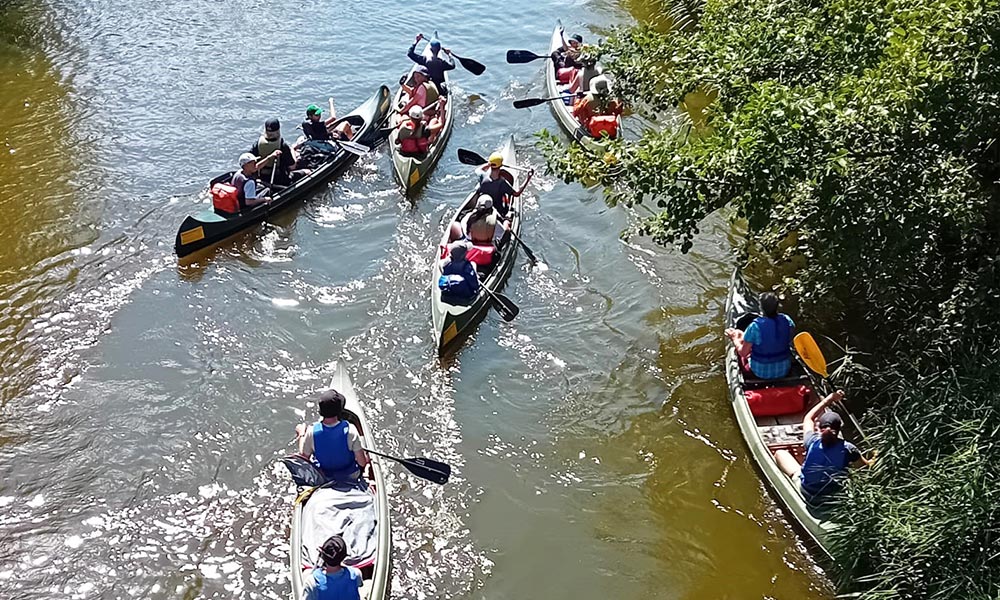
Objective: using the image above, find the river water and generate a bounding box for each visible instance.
[0,0,834,598]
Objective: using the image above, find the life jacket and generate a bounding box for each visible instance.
[588,115,618,139]
[399,120,428,155]
[750,315,791,365]
[211,182,240,214]
[312,421,359,481]
[800,435,850,497]
[309,567,361,600]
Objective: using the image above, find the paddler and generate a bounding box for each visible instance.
[775,390,869,501]
[475,153,533,219]
[571,75,624,139]
[399,65,442,117]
[301,103,353,142]
[250,118,308,187]
[233,151,279,210]
[395,106,429,156]
[295,390,370,483]
[725,292,795,379]
[303,534,363,600]
[406,33,456,94]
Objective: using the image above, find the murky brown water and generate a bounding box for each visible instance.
[0,1,833,598]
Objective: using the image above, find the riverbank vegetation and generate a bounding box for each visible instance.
[542,0,1000,596]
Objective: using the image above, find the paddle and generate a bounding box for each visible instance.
[481,285,519,321]
[363,447,451,484]
[507,227,538,265]
[506,49,554,64]
[450,51,486,75]
[330,138,372,156]
[418,34,486,75]
[456,148,531,172]
[513,93,582,109]
[794,332,864,433]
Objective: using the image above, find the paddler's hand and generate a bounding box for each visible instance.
[270,149,282,161]
[415,33,423,43]
[444,47,452,55]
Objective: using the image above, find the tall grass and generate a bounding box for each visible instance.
[830,345,1000,599]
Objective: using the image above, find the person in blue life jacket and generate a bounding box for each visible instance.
[438,241,480,305]
[295,390,369,482]
[303,534,363,600]
[407,33,456,94]
[725,291,795,379]
[774,390,869,501]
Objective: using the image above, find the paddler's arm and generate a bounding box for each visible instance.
[407,34,426,64]
[442,49,456,69]
[294,423,313,457]
[802,390,845,433]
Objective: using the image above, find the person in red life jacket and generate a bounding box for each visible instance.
[303,534,363,600]
[571,76,623,139]
[395,106,429,157]
[725,292,795,379]
[475,153,533,220]
[399,66,441,117]
[228,151,280,211]
[295,390,370,483]
[407,33,455,94]
[775,390,868,501]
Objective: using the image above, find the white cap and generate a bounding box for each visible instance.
[408,105,424,119]
[238,152,257,167]
[591,75,612,94]
[476,195,493,210]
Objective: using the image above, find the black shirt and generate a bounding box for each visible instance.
[302,119,331,141]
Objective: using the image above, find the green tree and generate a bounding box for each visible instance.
[543,0,1000,596]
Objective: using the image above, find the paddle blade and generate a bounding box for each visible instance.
[400,457,451,484]
[456,54,486,75]
[506,49,546,64]
[794,332,829,378]
[457,148,487,166]
[513,97,550,109]
[335,139,371,156]
[490,291,520,321]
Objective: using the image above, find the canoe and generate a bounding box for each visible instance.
[724,269,863,560]
[431,135,521,353]
[288,362,391,600]
[174,85,392,260]
[545,21,620,153]
[388,33,456,196]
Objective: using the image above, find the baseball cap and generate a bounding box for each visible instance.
[488,152,503,167]
[408,105,424,119]
[264,117,281,132]
[238,152,256,167]
[476,195,493,210]
[570,34,583,43]
[414,65,430,76]
[818,411,843,431]
[319,535,348,566]
[306,104,323,117]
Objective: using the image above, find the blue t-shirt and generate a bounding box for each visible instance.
[800,430,861,498]
[303,566,362,600]
[743,314,795,379]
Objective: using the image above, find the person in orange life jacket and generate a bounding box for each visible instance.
[407,33,455,94]
[775,390,868,501]
[231,151,280,210]
[571,76,623,139]
[295,390,369,482]
[251,118,308,187]
[475,152,533,220]
[725,292,795,379]
[438,241,480,305]
[301,104,353,142]
[396,106,429,156]
[303,534,363,600]
[399,66,442,117]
